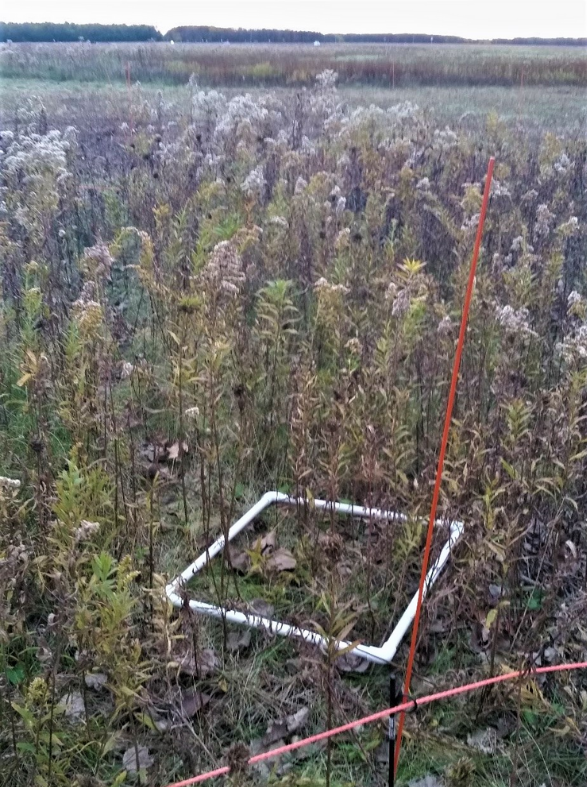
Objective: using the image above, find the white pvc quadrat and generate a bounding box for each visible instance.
[166,492,464,665]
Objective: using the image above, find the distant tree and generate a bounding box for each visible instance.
[164,27,473,44]
[0,22,162,42]
[491,36,586,46]
[1,23,584,47]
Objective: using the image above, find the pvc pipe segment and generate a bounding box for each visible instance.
[165,493,464,665]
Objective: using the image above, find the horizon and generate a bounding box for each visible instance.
[3,22,585,43]
[4,1,587,40]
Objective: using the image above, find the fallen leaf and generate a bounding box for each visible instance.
[139,442,156,462]
[286,706,309,733]
[264,720,289,745]
[85,672,108,690]
[122,745,154,773]
[336,652,370,673]
[263,706,310,746]
[543,646,557,663]
[292,739,326,761]
[227,629,252,653]
[180,689,211,718]
[266,547,296,572]
[428,619,450,634]
[256,531,276,554]
[60,691,85,722]
[409,776,444,787]
[248,599,275,618]
[167,441,188,461]
[488,584,503,602]
[171,647,218,677]
[227,546,251,573]
[564,539,577,559]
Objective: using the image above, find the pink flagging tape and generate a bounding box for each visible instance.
[163,660,587,786]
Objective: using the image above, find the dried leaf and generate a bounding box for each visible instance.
[139,443,156,462]
[122,745,154,773]
[263,706,310,746]
[409,776,444,787]
[564,539,578,559]
[60,691,85,721]
[256,530,276,553]
[286,706,309,733]
[172,647,218,677]
[248,599,275,618]
[227,546,250,573]
[227,629,252,653]
[16,373,32,387]
[336,652,370,673]
[180,689,211,718]
[167,441,188,461]
[266,547,296,572]
[263,720,289,745]
[85,672,108,690]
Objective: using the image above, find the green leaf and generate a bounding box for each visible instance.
[527,590,544,611]
[6,665,25,685]
[500,459,517,479]
[12,702,35,725]
[135,712,158,732]
[485,608,498,629]
[102,732,120,755]
[522,708,538,727]
[16,742,37,754]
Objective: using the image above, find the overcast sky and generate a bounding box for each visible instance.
[6,1,587,38]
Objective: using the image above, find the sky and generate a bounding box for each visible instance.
[5,0,587,39]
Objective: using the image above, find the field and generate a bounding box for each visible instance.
[2,42,587,87]
[1,43,587,787]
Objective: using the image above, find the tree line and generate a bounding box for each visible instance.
[0,23,162,42]
[165,27,468,43]
[0,22,585,46]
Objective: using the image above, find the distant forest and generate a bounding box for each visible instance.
[0,22,585,45]
[0,23,162,42]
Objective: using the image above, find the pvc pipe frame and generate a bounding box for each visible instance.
[165,492,464,665]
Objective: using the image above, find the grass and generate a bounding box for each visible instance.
[1,42,586,88]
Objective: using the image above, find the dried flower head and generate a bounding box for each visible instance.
[241,165,266,200]
[0,476,21,489]
[75,520,100,542]
[203,240,245,298]
[495,305,534,336]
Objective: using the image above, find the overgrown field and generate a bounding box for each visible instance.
[0,64,586,787]
[2,41,587,87]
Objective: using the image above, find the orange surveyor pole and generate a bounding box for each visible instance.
[394,156,495,774]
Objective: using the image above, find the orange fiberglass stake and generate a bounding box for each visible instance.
[394,156,496,774]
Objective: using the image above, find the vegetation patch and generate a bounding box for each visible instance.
[0,64,586,786]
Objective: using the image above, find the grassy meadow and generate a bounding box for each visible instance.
[0,42,586,787]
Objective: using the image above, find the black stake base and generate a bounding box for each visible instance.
[388,671,402,787]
